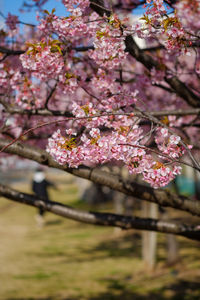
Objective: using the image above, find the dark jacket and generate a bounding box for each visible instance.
[32,179,53,201]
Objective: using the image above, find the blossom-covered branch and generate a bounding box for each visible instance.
[1,138,200,217]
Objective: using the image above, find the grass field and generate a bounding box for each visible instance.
[0,177,200,300]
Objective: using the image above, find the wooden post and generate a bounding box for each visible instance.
[167,234,179,265]
[113,191,124,235]
[161,209,179,265]
[142,202,158,270]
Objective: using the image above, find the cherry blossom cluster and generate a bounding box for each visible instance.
[89,16,127,69]
[20,40,64,80]
[155,127,190,159]
[0,63,45,109]
[62,0,90,16]
[135,0,190,52]
[47,123,143,167]
[47,106,184,188]
[0,62,22,93]
[14,78,45,109]
[143,163,182,188]
[47,124,183,188]
[38,10,94,41]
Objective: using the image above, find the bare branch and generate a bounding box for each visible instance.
[0,45,94,56]
[143,41,200,52]
[0,46,25,55]
[0,183,200,241]
[72,46,94,51]
[44,82,58,109]
[2,103,200,118]
[125,36,200,108]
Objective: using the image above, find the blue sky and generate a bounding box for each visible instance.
[1,0,67,26]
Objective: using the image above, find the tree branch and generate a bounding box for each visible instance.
[125,36,200,108]
[0,102,73,117]
[0,46,25,55]
[2,102,200,118]
[73,45,95,51]
[0,183,200,241]
[143,41,200,52]
[1,138,200,216]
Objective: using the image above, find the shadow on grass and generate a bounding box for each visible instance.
[43,232,142,264]
[90,279,200,300]
[47,230,199,264]
[6,279,200,300]
[156,237,200,264]
[81,232,142,259]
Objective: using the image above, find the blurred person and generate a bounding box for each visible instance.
[32,168,55,227]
